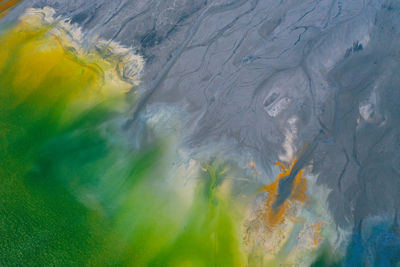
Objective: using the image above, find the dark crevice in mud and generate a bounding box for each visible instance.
[125,0,253,128]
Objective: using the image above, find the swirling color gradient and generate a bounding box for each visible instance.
[1,7,399,267]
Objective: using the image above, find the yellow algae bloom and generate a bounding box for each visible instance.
[0,7,147,266]
[0,7,143,126]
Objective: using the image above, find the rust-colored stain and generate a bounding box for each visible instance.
[245,160,261,176]
[311,221,326,246]
[249,160,256,169]
[258,160,308,229]
[0,0,22,18]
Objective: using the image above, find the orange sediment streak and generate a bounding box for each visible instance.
[250,160,256,169]
[245,160,261,176]
[258,160,308,229]
[311,221,326,246]
[0,0,22,18]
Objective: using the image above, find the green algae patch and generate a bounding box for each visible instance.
[0,7,248,267]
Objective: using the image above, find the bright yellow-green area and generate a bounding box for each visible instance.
[0,11,247,266]
[0,15,132,126]
[109,161,247,267]
[0,13,135,266]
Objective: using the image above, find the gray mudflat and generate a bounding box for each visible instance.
[6,0,400,249]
